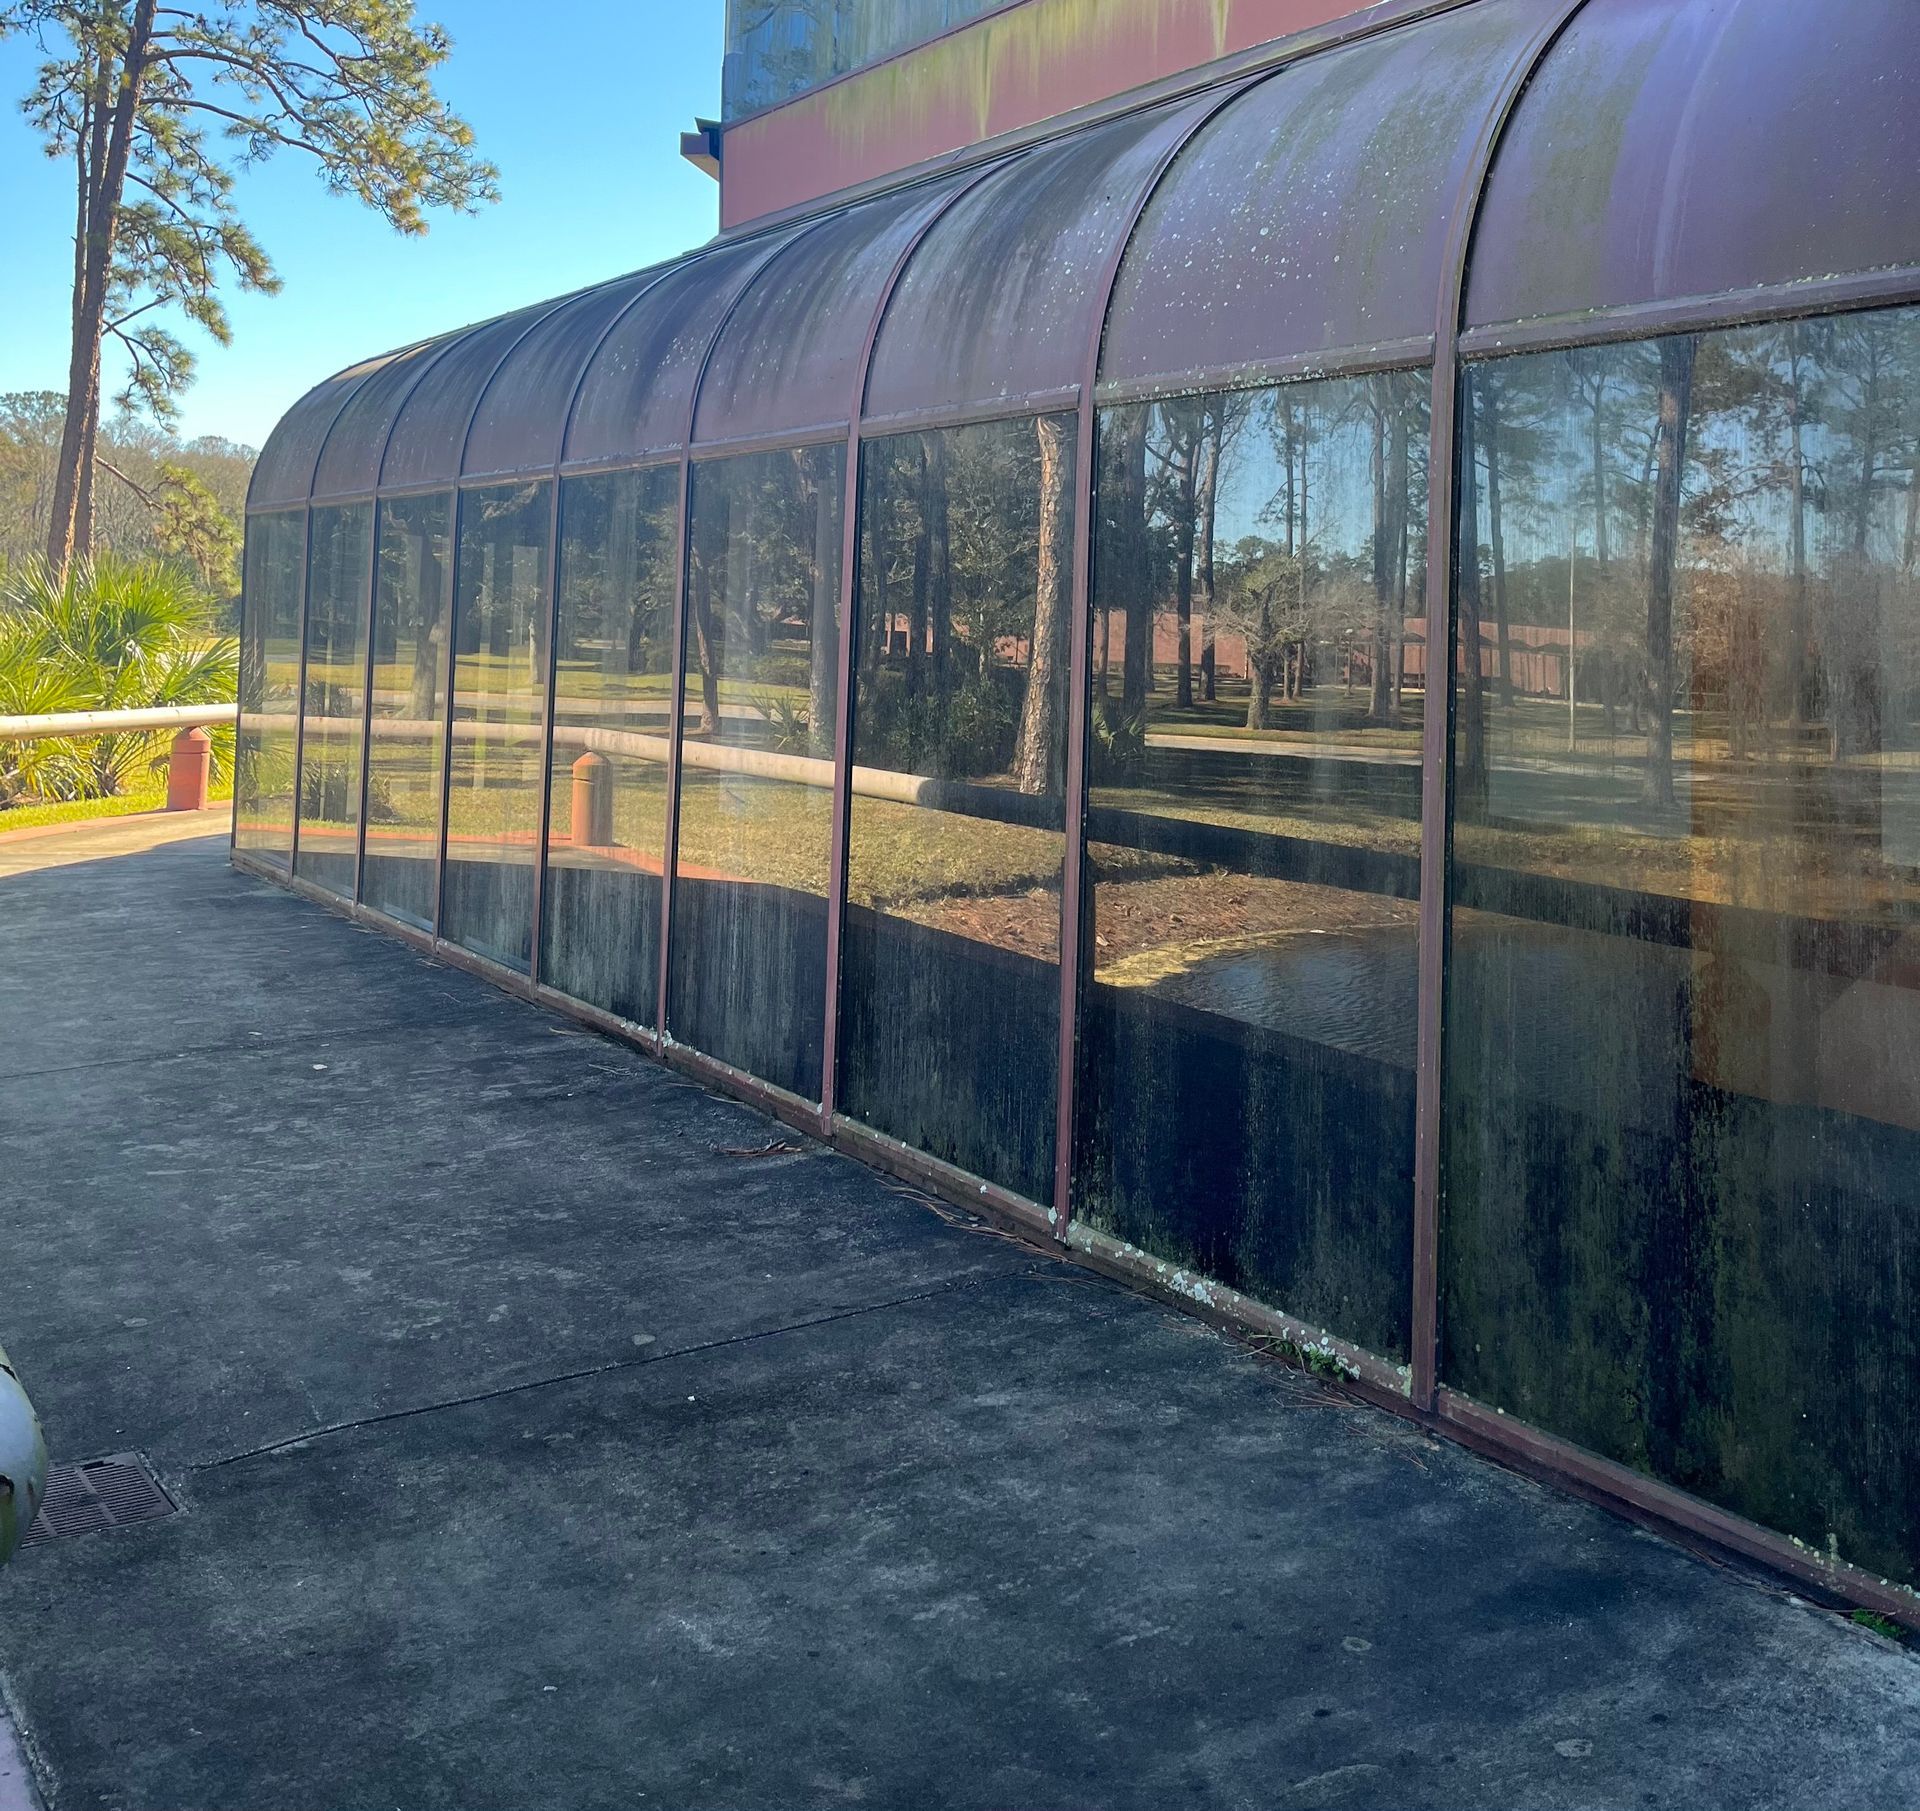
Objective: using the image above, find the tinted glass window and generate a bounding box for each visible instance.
[1076,374,1430,1357]
[1444,308,1920,1586]
[542,467,681,1026]
[839,415,1074,1201]
[670,445,844,1100]
[362,493,453,931]
[235,509,306,867]
[443,481,553,972]
[294,503,373,898]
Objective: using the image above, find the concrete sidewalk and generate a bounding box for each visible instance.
[0,827,1916,1809]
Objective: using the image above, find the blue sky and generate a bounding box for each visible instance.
[0,3,726,450]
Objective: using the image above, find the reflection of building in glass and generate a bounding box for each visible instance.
[238,0,1920,1626]
[724,0,1012,118]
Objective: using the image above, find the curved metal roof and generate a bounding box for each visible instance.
[864,100,1208,427]
[1101,0,1563,399]
[247,350,404,510]
[250,0,1920,515]
[1465,0,1920,332]
[564,235,790,470]
[309,336,463,502]
[462,273,664,481]
[692,177,970,447]
[380,302,557,492]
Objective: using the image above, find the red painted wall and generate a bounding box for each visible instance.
[719,0,1401,230]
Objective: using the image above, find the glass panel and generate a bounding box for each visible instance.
[362,493,453,930]
[1444,307,1920,1587]
[670,444,845,1099]
[294,503,374,897]
[1076,374,1430,1358]
[840,415,1075,1202]
[541,467,682,1026]
[442,481,553,972]
[235,509,306,867]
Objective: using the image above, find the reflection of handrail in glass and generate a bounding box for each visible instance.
[329,714,1065,829]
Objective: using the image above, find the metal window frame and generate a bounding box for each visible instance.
[818,157,1017,1134]
[229,0,1920,1636]
[654,234,810,1067]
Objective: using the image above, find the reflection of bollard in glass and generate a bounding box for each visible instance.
[570,752,615,848]
[165,725,213,811]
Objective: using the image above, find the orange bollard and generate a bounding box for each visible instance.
[570,751,614,847]
[166,726,213,811]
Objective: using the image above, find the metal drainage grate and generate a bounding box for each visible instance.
[23,1454,178,1546]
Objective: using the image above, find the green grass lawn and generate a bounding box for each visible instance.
[0,779,235,834]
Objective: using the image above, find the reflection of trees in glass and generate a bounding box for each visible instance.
[1097,372,1427,739]
[686,445,843,755]
[454,482,550,707]
[1459,305,1920,843]
[375,494,450,722]
[856,415,1073,795]
[555,469,679,696]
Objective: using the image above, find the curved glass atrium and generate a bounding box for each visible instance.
[238,0,1920,1595]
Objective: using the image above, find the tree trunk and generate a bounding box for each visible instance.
[1198,409,1221,703]
[1589,380,1610,570]
[927,432,951,693]
[1119,411,1152,716]
[807,466,838,759]
[1456,396,1489,814]
[1642,336,1696,808]
[1174,430,1198,710]
[1785,334,1811,722]
[1246,589,1274,730]
[1484,382,1515,708]
[1014,414,1070,795]
[47,0,158,572]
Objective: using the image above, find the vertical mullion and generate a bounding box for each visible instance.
[820,164,1005,1136]
[655,454,695,1046]
[1053,80,1261,1243]
[657,233,814,1061]
[352,501,381,905]
[528,477,565,991]
[431,491,461,941]
[287,506,316,876]
[1410,0,1592,1408]
[542,258,699,1036]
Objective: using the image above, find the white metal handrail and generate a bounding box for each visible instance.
[0,703,240,743]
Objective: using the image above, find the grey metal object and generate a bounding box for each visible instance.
[0,1342,48,1568]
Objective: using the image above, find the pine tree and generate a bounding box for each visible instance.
[5,0,499,570]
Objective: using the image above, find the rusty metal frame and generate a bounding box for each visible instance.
[231,0,1920,1639]
[323,326,480,926]
[278,506,315,879]
[1050,74,1266,1242]
[348,498,382,908]
[525,261,701,1015]
[413,298,581,969]
[818,159,1016,1135]
[1459,263,1920,362]
[1407,0,1593,1410]
[655,233,809,1064]
[258,358,392,880]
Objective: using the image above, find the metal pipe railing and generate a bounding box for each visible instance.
[0,702,239,743]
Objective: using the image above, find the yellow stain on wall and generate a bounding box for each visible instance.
[754,0,1276,164]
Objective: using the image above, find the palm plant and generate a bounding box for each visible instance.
[0,555,237,804]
